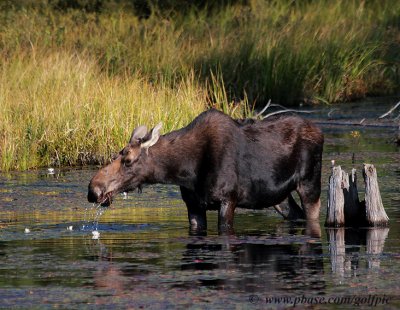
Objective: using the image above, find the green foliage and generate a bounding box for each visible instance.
[0,0,399,170]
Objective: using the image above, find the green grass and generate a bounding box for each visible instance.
[0,0,399,170]
[0,52,248,170]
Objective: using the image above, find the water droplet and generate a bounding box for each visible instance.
[83,203,108,233]
[92,230,100,239]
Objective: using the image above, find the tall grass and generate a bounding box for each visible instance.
[0,52,247,170]
[0,53,211,170]
[0,0,399,170]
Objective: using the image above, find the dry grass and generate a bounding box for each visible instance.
[0,0,399,170]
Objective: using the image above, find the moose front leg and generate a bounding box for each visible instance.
[218,200,236,235]
[188,207,207,235]
[180,186,207,235]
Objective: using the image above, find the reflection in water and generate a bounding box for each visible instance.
[366,228,389,269]
[327,227,389,278]
[328,228,346,276]
[84,238,109,261]
[81,220,392,307]
[87,238,130,305]
[84,223,326,297]
[231,239,325,292]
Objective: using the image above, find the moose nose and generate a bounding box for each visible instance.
[87,184,103,203]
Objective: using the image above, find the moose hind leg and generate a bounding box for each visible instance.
[180,187,207,234]
[296,181,321,221]
[297,146,323,221]
[296,179,322,238]
[296,158,322,221]
[218,200,236,235]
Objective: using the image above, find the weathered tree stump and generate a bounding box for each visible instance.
[326,163,389,227]
[325,166,345,227]
[363,164,389,227]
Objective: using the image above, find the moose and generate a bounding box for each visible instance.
[88,109,324,234]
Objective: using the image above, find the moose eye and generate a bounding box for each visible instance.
[123,155,139,167]
[123,157,133,167]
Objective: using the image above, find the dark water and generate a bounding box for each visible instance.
[0,100,399,309]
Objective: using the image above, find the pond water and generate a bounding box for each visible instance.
[0,100,399,309]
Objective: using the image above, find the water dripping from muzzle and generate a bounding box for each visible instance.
[82,203,108,233]
[93,204,107,231]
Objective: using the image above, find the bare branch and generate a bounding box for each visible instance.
[252,100,318,120]
[262,109,315,119]
[254,99,271,118]
[269,103,290,110]
[314,120,399,128]
[379,101,400,119]
[328,108,338,117]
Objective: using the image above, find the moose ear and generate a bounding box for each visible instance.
[129,125,148,144]
[141,122,162,150]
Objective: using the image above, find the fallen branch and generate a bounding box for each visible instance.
[262,109,315,119]
[314,120,399,129]
[254,99,271,119]
[253,100,318,120]
[327,108,339,118]
[379,101,400,119]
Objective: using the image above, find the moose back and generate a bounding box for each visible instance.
[88,109,324,233]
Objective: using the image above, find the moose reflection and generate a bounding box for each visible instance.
[180,237,325,292]
[84,221,390,296]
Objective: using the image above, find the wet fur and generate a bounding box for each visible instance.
[151,110,323,208]
[88,109,324,233]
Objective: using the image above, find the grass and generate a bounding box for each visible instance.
[0,0,399,170]
[0,52,249,170]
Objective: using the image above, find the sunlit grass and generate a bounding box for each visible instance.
[0,52,210,170]
[0,0,399,170]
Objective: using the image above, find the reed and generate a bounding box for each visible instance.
[0,0,399,170]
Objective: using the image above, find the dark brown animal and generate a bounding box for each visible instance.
[88,109,324,234]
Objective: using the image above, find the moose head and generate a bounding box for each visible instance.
[87,123,162,206]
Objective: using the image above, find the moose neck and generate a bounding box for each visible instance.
[145,132,202,190]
